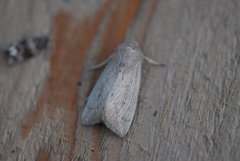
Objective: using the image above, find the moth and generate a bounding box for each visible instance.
[3,36,48,65]
[81,41,159,137]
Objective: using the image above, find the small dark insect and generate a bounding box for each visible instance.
[77,81,82,86]
[153,111,158,116]
[4,36,49,65]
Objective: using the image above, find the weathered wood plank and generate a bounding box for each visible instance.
[0,0,240,161]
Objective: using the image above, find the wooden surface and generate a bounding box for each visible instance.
[0,0,240,161]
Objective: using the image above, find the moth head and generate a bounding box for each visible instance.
[122,41,141,53]
[123,41,160,65]
[113,41,144,66]
[118,41,142,56]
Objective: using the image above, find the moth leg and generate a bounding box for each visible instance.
[89,55,112,70]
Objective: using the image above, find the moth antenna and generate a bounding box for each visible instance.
[89,55,112,70]
[142,54,161,65]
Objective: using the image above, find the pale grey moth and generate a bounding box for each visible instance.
[81,41,159,137]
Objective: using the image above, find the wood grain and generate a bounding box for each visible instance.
[0,0,240,161]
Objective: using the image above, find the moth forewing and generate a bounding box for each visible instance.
[81,62,115,125]
[81,55,117,125]
[103,59,142,137]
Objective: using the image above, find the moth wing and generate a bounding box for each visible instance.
[102,56,142,137]
[81,57,119,125]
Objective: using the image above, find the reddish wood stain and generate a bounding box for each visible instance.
[36,148,50,161]
[136,0,160,46]
[98,0,140,63]
[21,0,112,161]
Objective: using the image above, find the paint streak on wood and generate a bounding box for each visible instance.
[98,0,140,63]
[36,148,50,161]
[20,0,112,161]
[89,0,141,161]
[135,0,159,46]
